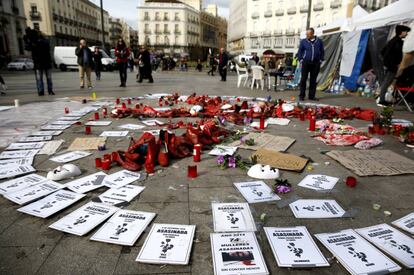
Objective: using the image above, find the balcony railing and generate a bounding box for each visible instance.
[155,30,162,34]
[30,11,41,20]
[300,5,309,13]
[164,17,169,21]
[174,17,180,21]
[274,30,283,36]
[264,10,272,18]
[144,16,150,20]
[262,30,272,36]
[330,0,341,8]
[174,30,181,34]
[251,12,259,19]
[144,30,151,34]
[313,3,324,11]
[287,7,296,15]
[286,28,295,36]
[163,30,170,34]
[275,9,284,16]
[155,16,162,21]
[249,32,259,37]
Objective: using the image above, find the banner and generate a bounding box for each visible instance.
[17,190,85,218]
[392,212,414,235]
[356,223,414,268]
[212,203,256,232]
[65,172,107,193]
[233,181,280,203]
[103,170,141,189]
[315,229,401,275]
[211,232,269,275]
[91,210,155,246]
[0,174,47,194]
[136,223,196,265]
[49,151,91,163]
[49,202,118,236]
[289,199,346,218]
[97,185,145,206]
[264,226,329,267]
[3,180,64,205]
[298,175,339,191]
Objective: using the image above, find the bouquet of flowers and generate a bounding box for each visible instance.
[217,155,257,170]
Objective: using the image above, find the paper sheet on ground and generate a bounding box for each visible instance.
[85,121,112,126]
[0,157,33,167]
[315,229,401,275]
[30,130,62,136]
[298,175,339,191]
[51,120,78,125]
[0,174,47,195]
[0,165,35,180]
[0,149,39,159]
[91,210,155,246]
[57,116,82,121]
[100,131,129,137]
[212,202,257,232]
[229,132,295,152]
[392,213,414,235]
[264,226,329,268]
[141,119,164,126]
[266,118,291,125]
[96,185,145,206]
[289,199,346,218]
[327,149,414,176]
[38,140,65,155]
[19,136,52,142]
[209,145,238,156]
[119,124,146,130]
[68,137,106,151]
[136,223,195,265]
[41,124,71,130]
[234,181,280,203]
[252,149,308,172]
[3,180,64,205]
[49,151,91,163]
[103,170,141,189]
[6,142,45,150]
[65,172,107,193]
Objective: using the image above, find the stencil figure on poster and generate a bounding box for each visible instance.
[252,189,263,197]
[24,190,37,197]
[389,240,414,255]
[114,223,128,236]
[160,239,174,254]
[227,213,239,224]
[348,247,373,266]
[74,215,89,225]
[288,242,304,258]
[303,205,320,211]
[41,201,56,209]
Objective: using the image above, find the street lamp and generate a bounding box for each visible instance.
[100,0,105,50]
[306,0,312,29]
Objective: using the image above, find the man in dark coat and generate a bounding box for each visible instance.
[137,46,153,83]
[378,25,411,106]
[75,39,93,89]
[218,48,229,82]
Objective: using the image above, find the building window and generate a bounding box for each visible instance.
[60,26,63,33]
[33,23,40,30]
[31,5,38,13]
[175,35,179,44]
[164,36,169,45]
[251,38,259,48]
[263,38,271,48]
[274,37,283,47]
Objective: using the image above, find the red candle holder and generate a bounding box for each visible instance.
[127,98,132,105]
[188,165,197,178]
[94,112,100,120]
[309,116,316,131]
[193,144,201,162]
[145,162,155,174]
[64,107,70,114]
[299,113,305,121]
[259,117,265,130]
[122,102,127,109]
[101,159,111,170]
[345,176,357,188]
[236,98,241,102]
[116,98,120,105]
[103,154,111,162]
[85,126,91,135]
[368,126,375,135]
[95,158,102,168]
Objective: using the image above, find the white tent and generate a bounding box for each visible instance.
[351,0,414,30]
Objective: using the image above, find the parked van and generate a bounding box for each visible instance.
[54,46,114,71]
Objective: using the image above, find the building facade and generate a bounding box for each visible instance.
[108,17,132,48]
[357,0,398,12]
[200,6,228,56]
[129,27,139,55]
[23,0,110,48]
[0,0,26,61]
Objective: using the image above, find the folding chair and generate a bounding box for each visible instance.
[395,84,414,112]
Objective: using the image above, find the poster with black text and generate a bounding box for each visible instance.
[315,229,401,275]
[0,157,34,167]
[49,151,91,163]
[392,212,414,235]
[97,185,145,206]
[0,149,39,159]
[136,223,195,265]
[212,203,257,232]
[65,172,107,193]
[297,174,339,191]
[0,174,47,195]
[289,199,346,218]
[91,210,155,246]
[103,170,141,189]
[234,181,280,203]
[211,232,269,275]
[264,226,329,268]
[0,165,35,180]
[3,180,64,205]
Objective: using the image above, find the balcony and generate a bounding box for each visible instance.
[300,5,309,13]
[144,16,150,21]
[163,30,170,34]
[144,30,151,34]
[251,12,259,19]
[163,17,169,21]
[155,30,162,34]
[286,28,295,36]
[174,17,180,21]
[313,3,324,11]
[174,30,181,34]
[30,11,41,20]
[155,16,162,21]
[264,10,272,18]
[274,30,283,36]
[287,7,297,15]
[330,0,342,9]
[275,9,284,16]
[262,30,272,37]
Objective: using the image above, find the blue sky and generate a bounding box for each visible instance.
[90,0,230,29]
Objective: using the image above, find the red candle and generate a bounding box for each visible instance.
[236,98,241,102]
[368,126,375,135]
[259,117,265,129]
[127,98,132,105]
[309,116,316,131]
[101,159,111,170]
[102,107,108,117]
[64,107,70,114]
[116,98,120,105]
[95,158,102,168]
[299,112,305,121]
[103,154,111,162]
[94,112,99,120]
[145,162,155,174]
[85,126,91,135]
[346,176,357,187]
[122,102,127,109]
[188,165,197,178]
[193,144,201,162]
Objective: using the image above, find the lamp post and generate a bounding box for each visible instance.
[100,0,105,50]
[306,0,313,29]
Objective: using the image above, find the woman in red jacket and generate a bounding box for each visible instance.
[115,38,130,87]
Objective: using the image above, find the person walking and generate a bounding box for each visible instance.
[218,48,229,82]
[0,75,6,95]
[297,28,325,101]
[207,54,216,76]
[115,39,130,87]
[137,46,154,83]
[196,59,202,72]
[378,25,411,106]
[92,47,102,81]
[75,39,93,89]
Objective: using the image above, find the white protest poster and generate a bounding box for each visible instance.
[49,151,91,163]
[356,223,414,268]
[97,185,145,206]
[0,174,47,194]
[209,146,238,156]
[136,223,195,265]
[210,232,269,275]
[65,172,107,193]
[17,190,86,218]
[41,124,71,130]
[0,149,39,159]
[6,142,45,150]
[233,181,280,203]
[212,202,257,232]
[0,157,34,167]
[298,175,339,191]
[0,165,36,180]
[19,136,53,142]
[51,120,77,125]
[57,116,82,121]
[103,170,141,189]
[264,226,329,268]
[289,199,346,219]
[30,130,63,136]
[141,119,164,126]
[392,213,414,235]
[119,124,146,130]
[91,210,155,246]
[49,202,118,236]
[266,118,290,126]
[144,129,160,136]
[85,121,112,126]
[315,229,401,275]
[3,180,64,205]
[100,131,129,137]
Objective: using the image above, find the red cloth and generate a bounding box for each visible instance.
[115,47,130,63]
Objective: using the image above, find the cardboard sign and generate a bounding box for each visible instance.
[298,175,339,191]
[38,140,65,155]
[3,180,64,205]
[392,212,414,235]
[0,165,35,180]
[233,181,280,203]
[17,190,86,218]
[65,172,107,193]
[100,131,129,137]
[209,146,238,156]
[0,157,34,167]
[0,149,39,159]
[289,199,346,219]
[212,202,257,232]
[136,223,196,265]
[356,223,414,268]
[264,226,329,268]
[41,124,71,130]
[91,210,156,246]
[19,136,53,142]
[315,229,401,275]
[68,137,106,151]
[49,151,91,163]
[97,185,145,206]
[141,119,164,126]
[252,149,308,172]
[30,130,63,136]
[85,121,112,126]
[0,174,47,195]
[103,170,141,189]
[229,132,295,152]
[119,124,146,130]
[49,202,118,236]
[211,232,269,275]
[327,150,414,176]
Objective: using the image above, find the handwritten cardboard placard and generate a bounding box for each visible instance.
[68,137,106,151]
[252,149,308,172]
[229,132,295,152]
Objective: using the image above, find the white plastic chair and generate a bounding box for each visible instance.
[236,64,249,88]
[251,66,265,90]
